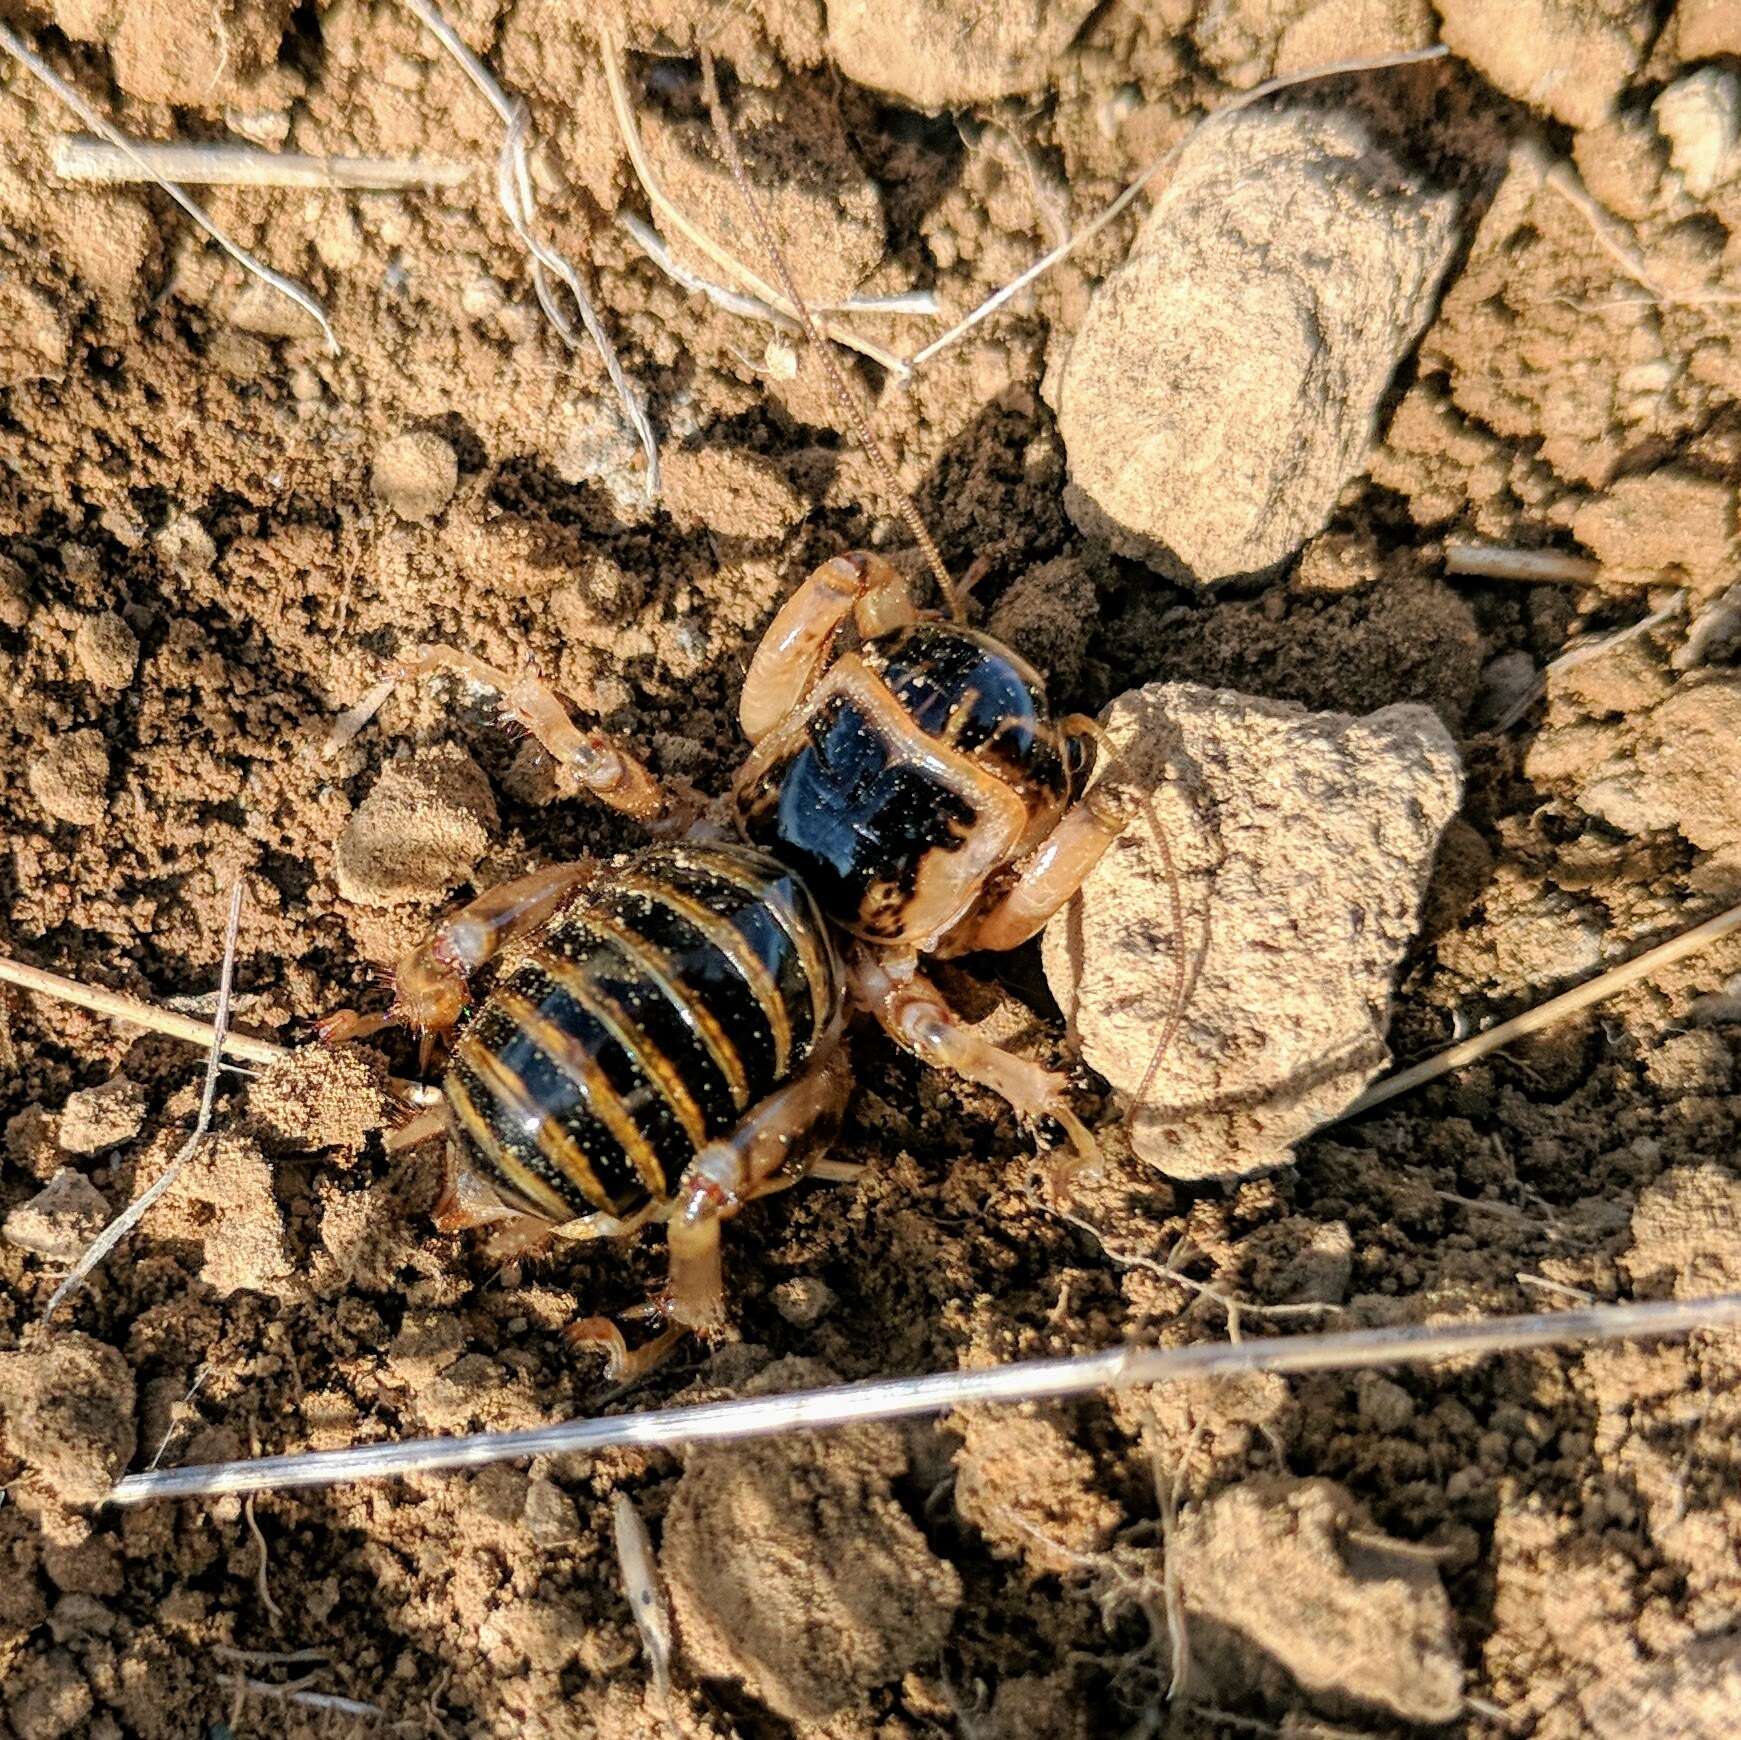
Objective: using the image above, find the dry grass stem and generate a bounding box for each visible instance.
[41,882,247,1324]
[403,0,659,499]
[0,952,287,1067]
[108,1291,1741,1503]
[597,26,908,378]
[212,1646,329,1667]
[220,1675,381,1717]
[698,49,960,617]
[0,22,338,352]
[611,1492,676,1717]
[1346,897,1741,1118]
[54,134,468,188]
[904,44,1450,374]
[1517,1272,1598,1305]
[1444,543,1603,585]
[245,1493,284,1619]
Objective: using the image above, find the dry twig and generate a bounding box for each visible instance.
[54,134,468,189]
[1444,543,1603,585]
[611,1492,676,1718]
[0,22,338,351]
[0,952,286,1067]
[108,1292,1741,1502]
[1344,898,1741,1119]
[41,882,247,1324]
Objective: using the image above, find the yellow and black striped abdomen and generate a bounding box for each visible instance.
[443,843,841,1221]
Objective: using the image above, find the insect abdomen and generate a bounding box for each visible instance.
[443,843,840,1221]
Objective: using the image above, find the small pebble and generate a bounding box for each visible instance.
[371,431,460,523]
[153,512,216,577]
[27,729,109,826]
[3,1167,112,1262]
[59,1076,148,1154]
[73,611,139,688]
[772,1275,836,1326]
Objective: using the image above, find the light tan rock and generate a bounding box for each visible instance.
[1172,1477,1463,1722]
[826,0,1095,109]
[73,612,139,688]
[2,1169,112,1262]
[59,1076,146,1154]
[370,431,460,524]
[27,731,108,827]
[1055,108,1460,581]
[1434,0,1650,130]
[1042,682,1461,1178]
[1582,1633,1741,1738]
[1624,1164,1741,1300]
[335,745,497,907]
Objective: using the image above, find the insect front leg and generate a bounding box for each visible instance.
[740,551,916,740]
[851,947,1102,1178]
[936,784,1130,957]
[385,645,690,830]
[320,862,594,1064]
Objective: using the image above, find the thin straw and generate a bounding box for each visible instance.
[109,1292,1741,1503]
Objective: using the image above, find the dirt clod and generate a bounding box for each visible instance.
[57,1075,146,1154]
[1173,1476,1463,1722]
[1055,107,1460,581]
[0,1332,136,1507]
[1044,682,1462,1176]
[26,729,108,827]
[370,430,461,524]
[3,1168,112,1262]
[1624,1163,1741,1299]
[71,611,138,689]
[243,1044,388,1154]
[826,0,1095,109]
[661,1358,962,1720]
[1435,0,1648,129]
[335,743,498,907]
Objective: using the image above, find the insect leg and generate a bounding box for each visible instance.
[390,645,689,829]
[851,948,1101,1174]
[739,552,916,740]
[936,783,1129,956]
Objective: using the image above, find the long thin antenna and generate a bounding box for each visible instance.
[697,50,962,621]
[109,1292,1741,1502]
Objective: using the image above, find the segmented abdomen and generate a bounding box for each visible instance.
[443,843,841,1220]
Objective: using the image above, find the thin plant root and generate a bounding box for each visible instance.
[1343,897,1741,1119]
[42,882,248,1325]
[0,21,337,352]
[107,1290,1741,1502]
[611,1492,676,1719]
[403,0,659,499]
[598,24,908,378]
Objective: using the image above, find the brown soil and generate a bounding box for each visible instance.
[2,4,1740,1737]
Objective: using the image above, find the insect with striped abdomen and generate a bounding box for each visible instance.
[325,549,1130,1377]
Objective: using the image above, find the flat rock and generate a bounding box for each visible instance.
[335,744,498,907]
[3,1169,112,1263]
[1055,107,1460,582]
[1171,1477,1463,1722]
[58,1076,147,1155]
[827,0,1095,109]
[27,730,109,827]
[1042,682,1461,1179]
[662,1358,961,1720]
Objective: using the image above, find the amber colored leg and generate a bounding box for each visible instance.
[391,645,685,829]
[320,862,593,1057]
[851,948,1101,1173]
[937,785,1129,958]
[739,553,916,740]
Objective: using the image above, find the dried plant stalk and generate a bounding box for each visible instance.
[109,1292,1741,1503]
[55,134,469,189]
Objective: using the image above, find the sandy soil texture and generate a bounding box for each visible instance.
[2,1,1741,1735]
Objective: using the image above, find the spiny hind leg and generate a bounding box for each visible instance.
[567,1045,852,1382]
[851,948,1101,1184]
[319,862,594,1064]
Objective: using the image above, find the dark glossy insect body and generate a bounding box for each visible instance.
[735,620,1079,948]
[442,842,841,1223]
